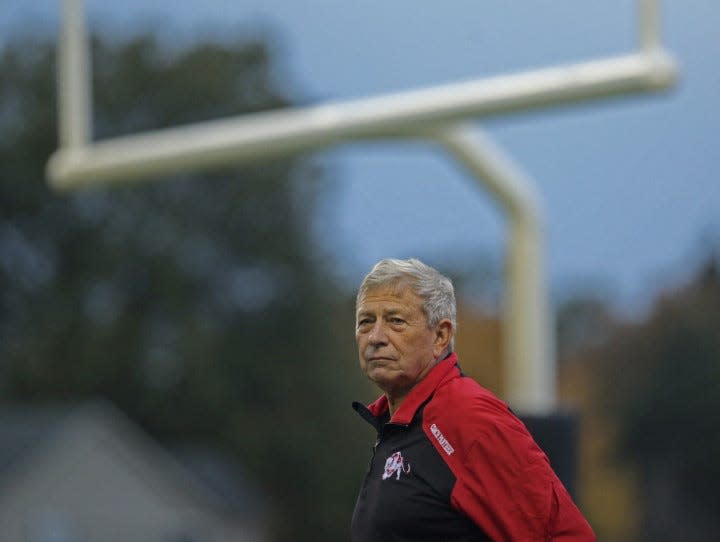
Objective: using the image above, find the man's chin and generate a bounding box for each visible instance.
[366,367,404,390]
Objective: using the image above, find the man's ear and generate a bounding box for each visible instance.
[432,319,453,357]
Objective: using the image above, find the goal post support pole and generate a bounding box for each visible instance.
[432,125,554,414]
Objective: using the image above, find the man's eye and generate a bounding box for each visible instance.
[389,317,405,325]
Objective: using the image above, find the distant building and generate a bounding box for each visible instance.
[0,402,266,542]
[454,304,503,395]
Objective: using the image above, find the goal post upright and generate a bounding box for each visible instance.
[58,0,92,150]
[47,0,678,416]
[640,0,662,51]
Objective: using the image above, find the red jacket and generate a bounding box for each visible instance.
[351,353,595,541]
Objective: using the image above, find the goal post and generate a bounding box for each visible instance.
[47,0,678,416]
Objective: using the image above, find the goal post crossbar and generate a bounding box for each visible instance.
[47,49,677,189]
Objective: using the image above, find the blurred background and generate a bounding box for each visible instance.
[1,0,719,540]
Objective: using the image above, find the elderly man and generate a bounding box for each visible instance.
[351,258,595,541]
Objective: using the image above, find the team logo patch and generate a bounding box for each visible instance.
[382,451,411,480]
[430,423,455,455]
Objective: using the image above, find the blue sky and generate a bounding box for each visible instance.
[3,0,719,315]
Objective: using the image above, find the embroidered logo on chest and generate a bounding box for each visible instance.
[382,451,411,480]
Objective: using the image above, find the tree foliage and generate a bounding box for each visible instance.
[594,257,720,541]
[0,34,370,541]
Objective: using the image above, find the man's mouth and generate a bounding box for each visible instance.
[367,356,395,364]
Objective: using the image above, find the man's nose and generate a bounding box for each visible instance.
[368,322,388,345]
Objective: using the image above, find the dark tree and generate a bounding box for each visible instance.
[0,34,370,541]
[595,256,720,541]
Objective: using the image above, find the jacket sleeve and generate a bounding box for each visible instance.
[427,391,595,541]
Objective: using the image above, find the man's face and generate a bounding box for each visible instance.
[355,284,445,397]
